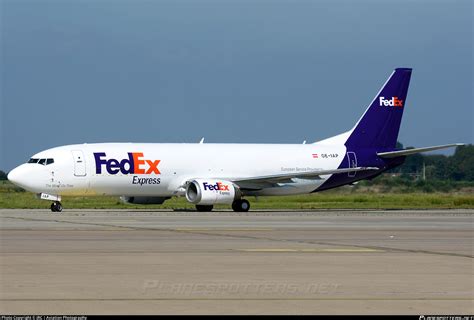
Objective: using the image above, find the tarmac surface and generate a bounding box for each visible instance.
[0,208,473,314]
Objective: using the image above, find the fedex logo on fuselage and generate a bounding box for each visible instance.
[203,182,230,191]
[94,152,161,175]
[379,96,403,107]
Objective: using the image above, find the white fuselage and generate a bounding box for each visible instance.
[9,142,347,198]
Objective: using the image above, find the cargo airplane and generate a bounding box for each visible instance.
[8,68,463,212]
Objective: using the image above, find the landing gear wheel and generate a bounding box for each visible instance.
[195,205,213,212]
[51,201,63,213]
[232,199,250,212]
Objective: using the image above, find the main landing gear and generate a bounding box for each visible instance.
[232,199,250,212]
[194,199,251,212]
[50,201,63,212]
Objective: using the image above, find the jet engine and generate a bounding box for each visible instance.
[120,196,170,205]
[185,179,240,205]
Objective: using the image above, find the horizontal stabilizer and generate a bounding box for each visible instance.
[377,143,464,158]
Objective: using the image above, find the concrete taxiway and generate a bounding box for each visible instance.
[0,209,472,314]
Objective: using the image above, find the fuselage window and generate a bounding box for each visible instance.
[46,159,54,165]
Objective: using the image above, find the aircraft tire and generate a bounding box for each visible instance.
[51,201,63,213]
[232,199,250,212]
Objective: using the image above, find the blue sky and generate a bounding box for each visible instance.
[1,0,472,171]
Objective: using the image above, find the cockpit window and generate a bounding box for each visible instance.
[28,158,54,165]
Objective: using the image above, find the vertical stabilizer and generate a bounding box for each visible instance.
[345,68,412,150]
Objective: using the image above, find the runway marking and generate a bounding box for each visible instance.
[236,248,383,253]
[0,297,471,301]
[2,215,472,258]
[175,228,273,231]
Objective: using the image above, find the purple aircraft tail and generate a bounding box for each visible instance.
[345,68,412,151]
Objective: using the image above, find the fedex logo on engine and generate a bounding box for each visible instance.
[94,152,161,175]
[203,182,230,191]
[379,96,403,107]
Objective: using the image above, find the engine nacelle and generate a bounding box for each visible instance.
[185,179,240,205]
[120,196,170,205]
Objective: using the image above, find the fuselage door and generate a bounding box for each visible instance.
[71,150,87,177]
[347,152,357,178]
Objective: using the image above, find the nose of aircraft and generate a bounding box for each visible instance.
[7,165,28,189]
[8,163,50,193]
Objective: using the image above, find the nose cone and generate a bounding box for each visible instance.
[8,163,50,193]
[8,165,29,190]
[8,167,19,184]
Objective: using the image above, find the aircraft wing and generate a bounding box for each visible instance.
[377,143,464,158]
[231,167,380,187]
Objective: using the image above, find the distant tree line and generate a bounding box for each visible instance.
[0,170,6,180]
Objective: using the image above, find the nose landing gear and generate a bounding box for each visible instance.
[37,193,62,212]
[50,201,63,212]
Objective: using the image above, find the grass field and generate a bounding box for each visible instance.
[1,180,473,210]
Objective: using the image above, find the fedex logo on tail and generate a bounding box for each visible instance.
[379,96,403,107]
[94,152,161,175]
[203,182,230,191]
